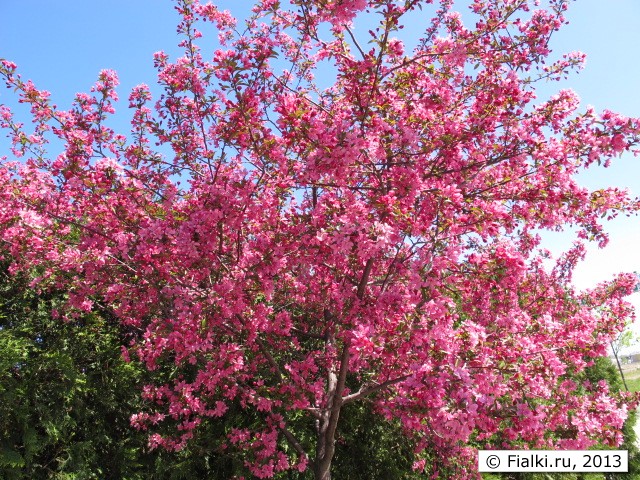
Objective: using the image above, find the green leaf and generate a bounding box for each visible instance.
[0,449,25,468]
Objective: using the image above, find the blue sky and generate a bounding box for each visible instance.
[0,1,181,111]
[2,1,639,129]
[1,0,640,293]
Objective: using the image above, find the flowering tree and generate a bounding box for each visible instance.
[1,0,640,478]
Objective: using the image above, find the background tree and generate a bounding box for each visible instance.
[0,263,148,479]
[485,356,640,480]
[610,327,637,392]
[2,0,640,478]
[0,262,240,479]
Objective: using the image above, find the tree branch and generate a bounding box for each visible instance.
[316,339,351,479]
[341,373,411,406]
[281,425,308,459]
[234,314,288,382]
[255,335,286,381]
[292,326,326,340]
[357,258,374,300]
[344,25,366,61]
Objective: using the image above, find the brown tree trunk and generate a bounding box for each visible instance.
[314,324,350,480]
[314,261,371,479]
[315,400,340,480]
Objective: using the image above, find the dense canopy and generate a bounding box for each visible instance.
[2,0,640,478]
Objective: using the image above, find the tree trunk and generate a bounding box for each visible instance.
[315,408,339,480]
[314,263,369,479]
[314,357,347,480]
[611,341,629,391]
[314,321,350,480]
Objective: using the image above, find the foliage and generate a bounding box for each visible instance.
[0,266,146,479]
[2,0,640,478]
[486,356,640,480]
[584,357,640,479]
[0,263,432,479]
[0,265,240,479]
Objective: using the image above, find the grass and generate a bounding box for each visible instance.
[625,375,640,393]
[622,364,640,393]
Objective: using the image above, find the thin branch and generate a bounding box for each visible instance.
[255,335,286,381]
[272,75,332,116]
[344,25,366,61]
[233,314,288,382]
[302,406,323,420]
[104,253,138,274]
[291,326,326,340]
[357,258,374,300]
[342,373,411,405]
[334,344,351,410]
[281,425,309,459]
[14,197,118,244]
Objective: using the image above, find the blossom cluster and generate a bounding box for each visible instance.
[1,0,640,478]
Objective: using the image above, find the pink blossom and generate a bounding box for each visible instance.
[1,0,639,477]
